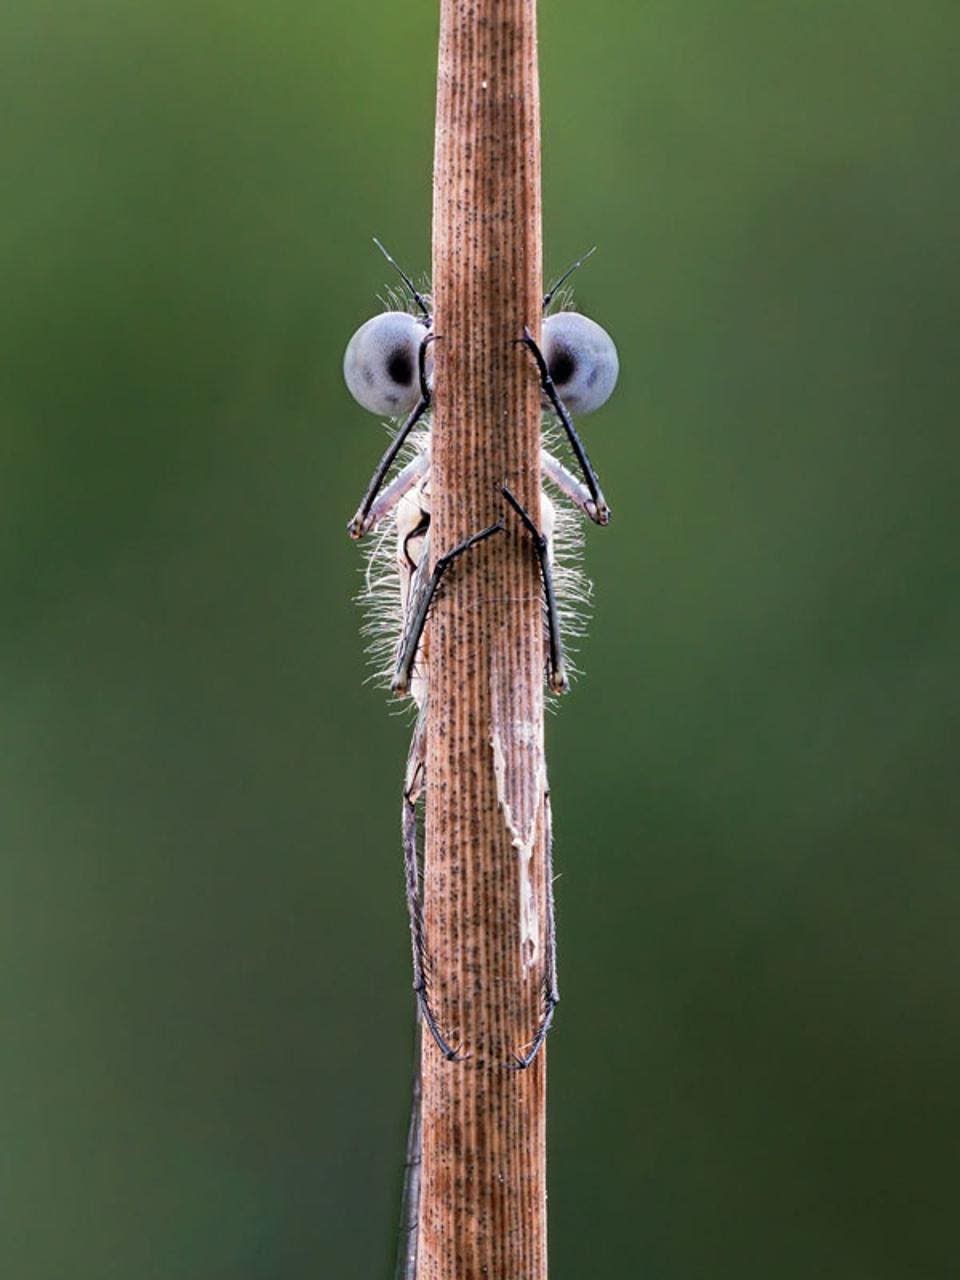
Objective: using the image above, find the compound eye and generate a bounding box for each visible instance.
[343,311,427,416]
[541,312,619,415]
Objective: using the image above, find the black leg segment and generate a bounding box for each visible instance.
[392,518,504,696]
[501,485,568,694]
[519,327,611,525]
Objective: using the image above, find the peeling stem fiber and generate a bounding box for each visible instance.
[421,1,547,1277]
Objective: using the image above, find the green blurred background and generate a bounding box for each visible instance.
[2,1,957,1276]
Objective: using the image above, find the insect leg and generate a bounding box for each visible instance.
[540,446,603,523]
[510,787,560,1070]
[403,706,463,1061]
[347,333,435,541]
[393,520,505,697]
[518,327,611,525]
[501,485,568,694]
[357,451,430,539]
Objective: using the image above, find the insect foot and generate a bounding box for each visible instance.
[506,989,559,1071]
[416,984,469,1063]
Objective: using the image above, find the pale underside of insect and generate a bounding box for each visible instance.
[343,240,619,1074]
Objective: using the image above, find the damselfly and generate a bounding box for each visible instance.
[343,240,618,1274]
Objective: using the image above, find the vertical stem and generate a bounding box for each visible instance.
[420,2,546,1278]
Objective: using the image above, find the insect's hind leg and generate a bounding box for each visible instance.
[510,788,560,1070]
[393,519,504,696]
[501,485,568,694]
[402,707,465,1062]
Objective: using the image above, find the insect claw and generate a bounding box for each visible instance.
[505,1041,545,1071]
[419,1005,468,1063]
[549,667,569,695]
[505,979,558,1070]
[584,498,611,526]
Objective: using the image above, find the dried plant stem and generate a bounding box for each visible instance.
[418,1,547,1277]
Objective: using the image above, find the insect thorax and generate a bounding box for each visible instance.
[357,423,591,703]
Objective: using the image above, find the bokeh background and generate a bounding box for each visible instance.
[2,1,957,1276]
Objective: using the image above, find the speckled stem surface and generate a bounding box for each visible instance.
[419,1,547,1277]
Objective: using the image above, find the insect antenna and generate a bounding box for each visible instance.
[542,244,597,311]
[373,237,432,322]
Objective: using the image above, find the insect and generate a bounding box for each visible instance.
[343,239,618,1066]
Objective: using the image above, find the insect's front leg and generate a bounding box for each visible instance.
[347,333,435,540]
[518,327,611,525]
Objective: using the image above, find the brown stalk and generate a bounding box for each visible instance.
[418,1,548,1277]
